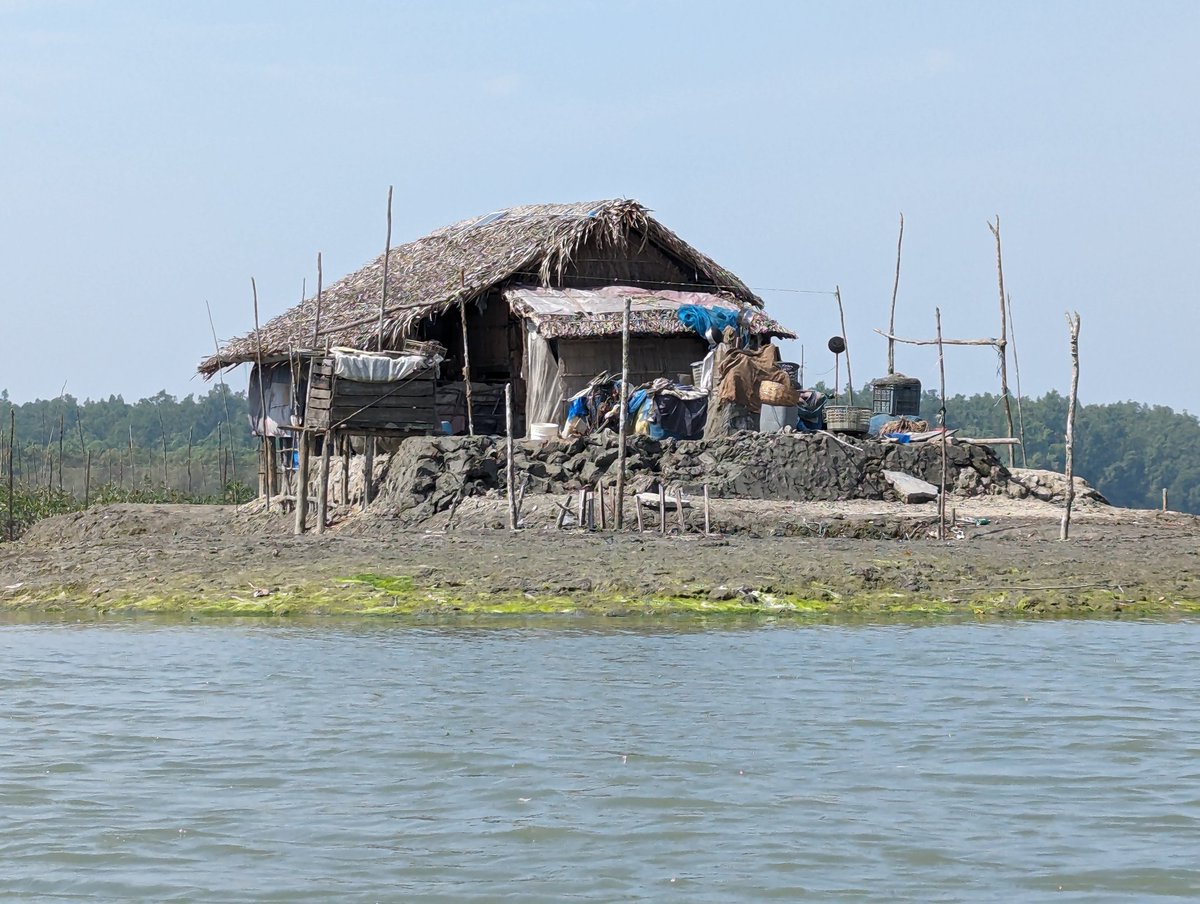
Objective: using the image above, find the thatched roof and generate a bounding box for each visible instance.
[199,199,766,376]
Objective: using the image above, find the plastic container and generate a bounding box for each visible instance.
[529,422,559,442]
[759,404,798,433]
[872,374,922,416]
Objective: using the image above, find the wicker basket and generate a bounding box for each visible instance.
[759,380,798,406]
[825,405,872,433]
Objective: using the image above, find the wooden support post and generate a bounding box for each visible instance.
[84,450,92,509]
[556,493,571,529]
[378,186,392,352]
[505,383,517,530]
[577,487,587,531]
[316,430,332,534]
[1163,488,1169,513]
[835,285,854,404]
[598,480,607,530]
[675,489,686,533]
[635,492,644,533]
[294,430,311,535]
[1061,312,1081,541]
[460,269,475,436]
[586,488,595,531]
[7,408,14,542]
[340,435,349,505]
[615,295,630,528]
[936,307,947,542]
[252,278,271,510]
[989,216,1017,465]
[659,484,666,535]
[362,435,374,512]
[887,213,904,376]
[703,484,711,537]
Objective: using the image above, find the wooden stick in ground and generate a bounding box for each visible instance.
[659,484,666,535]
[378,186,392,352]
[598,480,607,530]
[459,269,475,436]
[7,408,14,542]
[252,278,271,510]
[577,488,587,531]
[1061,311,1081,541]
[505,383,517,530]
[988,216,1016,465]
[1007,295,1028,467]
[293,429,311,535]
[316,430,332,534]
[555,494,572,529]
[445,488,465,531]
[340,435,350,505]
[635,491,644,532]
[84,450,92,509]
[675,489,686,533]
[936,307,947,541]
[703,484,711,536]
[587,489,595,531]
[156,409,168,488]
[615,295,630,527]
[887,212,904,376]
[205,300,237,485]
[362,434,373,512]
[187,427,193,495]
[1163,488,1169,513]
[58,412,64,493]
[834,285,854,403]
[312,252,323,347]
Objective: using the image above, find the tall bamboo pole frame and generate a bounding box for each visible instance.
[252,278,271,511]
[1060,312,1081,541]
[936,308,947,541]
[615,296,631,528]
[887,213,904,376]
[988,216,1016,464]
[460,269,475,436]
[834,285,854,404]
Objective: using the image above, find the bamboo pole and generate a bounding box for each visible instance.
[988,217,1016,465]
[157,408,168,488]
[252,278,271,510]
[1163,488,1169,513]
[340,436,350,505]
[703,484,711,536]
[378,186,393,352]
[1061,312,1081,541]
[7,408,14,542]
[675,489,686,533]
[187,427,193,495]
[505,383,517,530]
[362,434,373,512]
[1007,295,1028,467]
[659,484,666,535]
[887,213,904,375]
[205,300,236,485]
[294,429,311,534]
[834,285,854,403]
[598,480,607,530]
[128,424,135,488]
[577,487,587,531]
[936,307,947,542]
[312,252,323,346]
[615,295,630,528]
[873,329,998,347]
[460,269,475,436]
[58,412,64,493]
[635,492,644,533]
[316,430,332,534]
[84,450,92,509]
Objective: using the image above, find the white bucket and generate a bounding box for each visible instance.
[529,422,559,441]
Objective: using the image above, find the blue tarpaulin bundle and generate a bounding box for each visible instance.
[677,305,741,343]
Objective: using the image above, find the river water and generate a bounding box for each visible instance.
[2,617,1199,902]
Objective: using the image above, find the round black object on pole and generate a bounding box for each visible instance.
[827,336,846,354]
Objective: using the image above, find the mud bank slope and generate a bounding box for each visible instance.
[2,496,1198,621]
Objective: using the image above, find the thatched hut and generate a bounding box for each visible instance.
[200,199,794,438]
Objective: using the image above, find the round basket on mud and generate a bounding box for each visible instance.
[826,405,872,433]
[759,380,798,406]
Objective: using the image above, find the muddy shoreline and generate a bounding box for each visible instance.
[2,496,1198,621]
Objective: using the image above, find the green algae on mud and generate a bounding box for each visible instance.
[4,570,1200,622]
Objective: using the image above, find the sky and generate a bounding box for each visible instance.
[2,0,1197,412]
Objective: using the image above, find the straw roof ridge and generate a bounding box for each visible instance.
[199,198,764,376]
